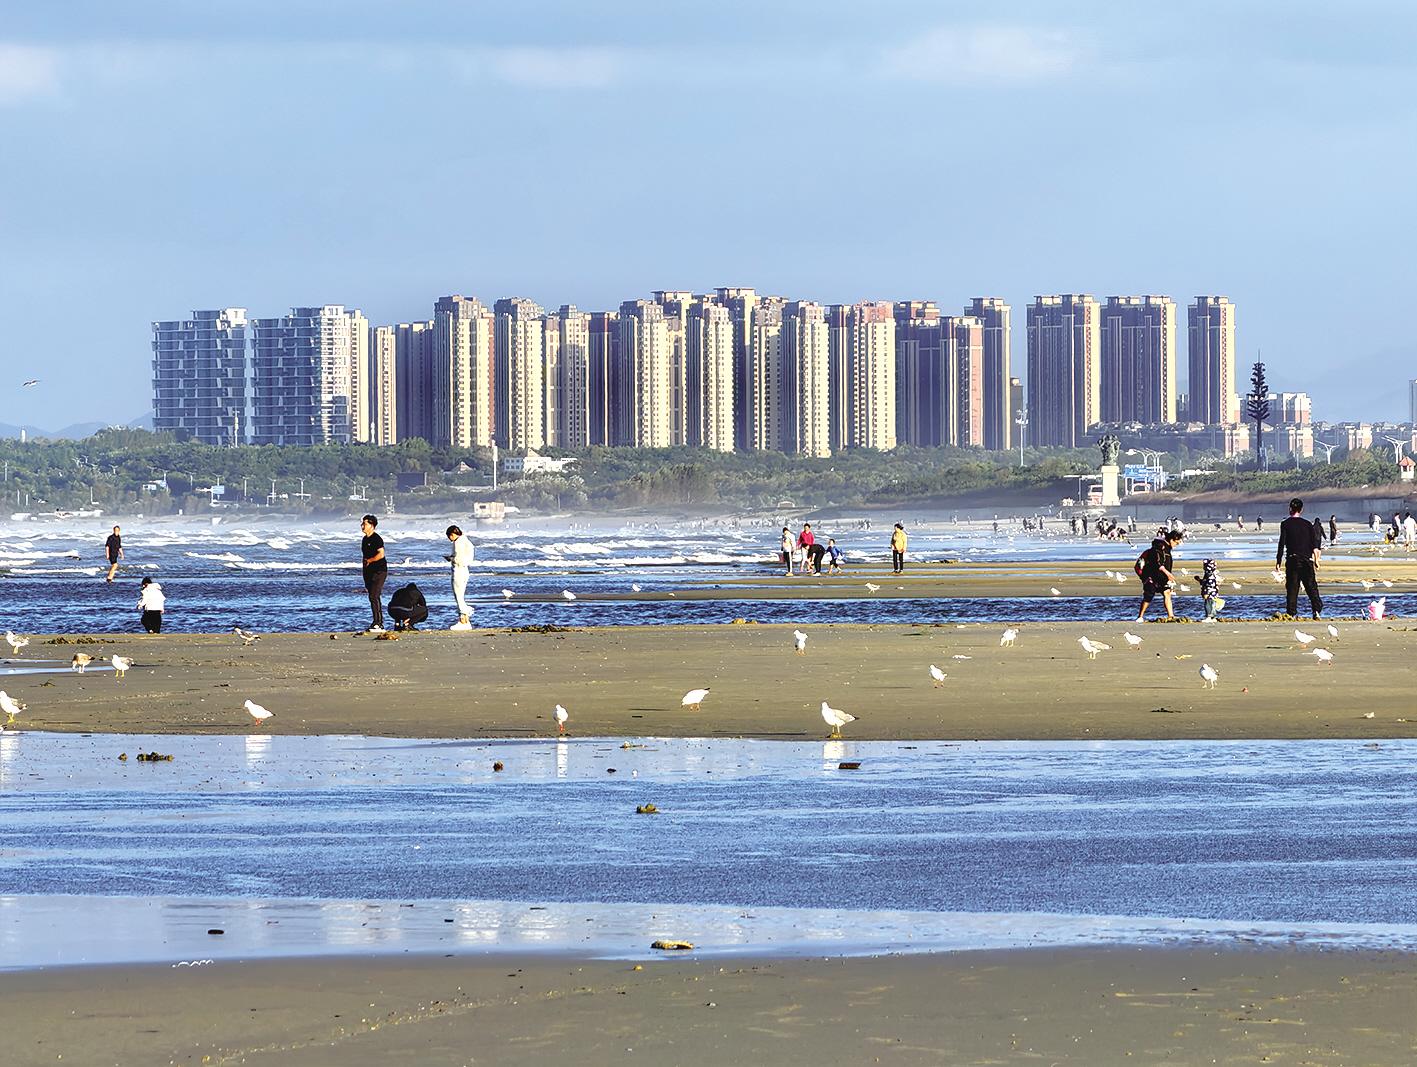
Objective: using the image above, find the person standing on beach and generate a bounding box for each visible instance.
[445,524,475,631]
[1200,558,1221,621]
[890,523,907,574]
[1134,533,1180,622]
[1277,498,1323,619]
[797,523,816,575]
[360,514,387,633]
[826,537,844,574]
[104,525,123,583]
[1329,515,1339,544]
[779,527,793,577]
[136,576,165,633]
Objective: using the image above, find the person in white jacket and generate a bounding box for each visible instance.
[444,524,475,630]
[137,577,165,633]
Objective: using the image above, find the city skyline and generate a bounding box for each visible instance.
[5,2,1417,431]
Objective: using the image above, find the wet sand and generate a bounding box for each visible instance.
[6,613,1415,740]
[6,946,1416,1066]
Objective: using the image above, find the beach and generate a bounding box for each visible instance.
[6,946,1417,1066]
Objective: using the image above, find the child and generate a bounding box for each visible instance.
[826,537,844,574]
[137,576,165,633]
[1201,558,1222,620]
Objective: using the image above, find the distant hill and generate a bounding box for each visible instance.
[0,413,151,440]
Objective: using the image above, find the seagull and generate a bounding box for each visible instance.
[1180,567,1191,577]
[821,701,857,739]
[1104,570,1115,579]
[0,691,24,724]
[109,655,133,680]
[1271,569,1284,584]
[22,379,39,388]
[1050,587,1062,596]
[1308,648,1334,665]
[5,630,28,656]
[1327,624,1340,641]
[1178,584,1193,593]
[1293,629,1316,647]
[928,664,947,687]
[951,654,972,660]
[554,703,569,735]
[681,688,710,711]
[1362,711,1376,719]
[1114,573,1127,584]
[793,629,808,655]
[1078,637,1111,659]
[1123,631,1143,649]
[1000,628,1018,647]
[865,583,881,594]
[631,584,642,593]
[70,653,93,673]
[501,588,515,600]
[1361,579,1375,591]
[1199,663,1219,689]
[1382,579,1394,588]
[1231,582,1242,591]
[243,699,273,725]
[562,590,577,601]
[233,627,260,646]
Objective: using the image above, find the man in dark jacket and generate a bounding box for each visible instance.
[388,583,429,631]
[1277,498,1323,619]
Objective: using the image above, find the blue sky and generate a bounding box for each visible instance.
[2,0,1414,429]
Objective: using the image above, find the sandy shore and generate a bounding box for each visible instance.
[6,613,1415,740]
[6,946,1416,1065]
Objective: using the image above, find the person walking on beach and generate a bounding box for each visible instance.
[890,523,907,574]
[1329,515,1339,544]
[779,527,793,577]
[1200,558,1222,621]
[104,525,124,583]
[445,524,475,631]
[1134,532,1180,622]
[826,537,844,574]
[360,514,388,633]
[797,523,816,575]
[137,576,165,633]
[1405,512,1417,550]
[1277,498,1323,619]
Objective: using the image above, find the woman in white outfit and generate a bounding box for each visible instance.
[444,524,475,630]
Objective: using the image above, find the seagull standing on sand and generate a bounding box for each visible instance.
[1327,624,1340,641]
[243,699,273,725]
[1308,648,1334,665]
[929,664,947,687]
[793,629,808,655]
[554,704,569,735]
[1293,629,1316,647]
[109,655,132,680]
[233,627,260,646]
[501,588,515,600]
[1199,664,1219,689]
[0,691,25,724]
[1050,587,1061,596]
[5,631,29,656]
[1000,628,1018,648]
[681,688,710,711]
[821,701,857,739]
[631,584,642,593]
[865,583,881,594]
[1078,637,1111,660]
[562,590,577,601]
[1123,631,1143,649]
[70,653,93,673]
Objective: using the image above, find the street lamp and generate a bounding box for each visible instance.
[1014,409,1029,468]
[1316,443,1338,464]
[1124,448,1168,490]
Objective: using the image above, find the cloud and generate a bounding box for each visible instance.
[879,25,1086,85]
[484,46,623,90]
[0,43,60,103]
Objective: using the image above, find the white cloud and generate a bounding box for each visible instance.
[483,46,624,90]
[879,25,1086,85]
[0,43,60,104]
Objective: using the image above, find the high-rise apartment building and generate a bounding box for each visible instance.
[686,299,734,452]
[618,300,672,448]
[1188,296,1238,425]
[493,297,545,451]
[1100,295,1177,425]
[369,325,398,445]
[587,311,619,446]
[431,295,494,449]
[715,287,758,451]
[549,305,591,448]
[394,321,434,443]
[781,301,831,457]
[1410,380,1417,425]
[750,297,787,451]
[826,304,852,453]
[946,315,986,448]
[1026,294,1100,448]
[845,302,897,450]
[1268,392,1312,425]
[251,305,368,446]
[966,297,1012,450]
[151,308,249,446]
[652,291,694,446]
[893,301,946,447]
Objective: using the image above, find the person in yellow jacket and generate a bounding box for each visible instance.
[890,523,907,574]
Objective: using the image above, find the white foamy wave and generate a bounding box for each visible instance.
[265,538,293,550]
[185,552,245,563]
[225,561,358,572]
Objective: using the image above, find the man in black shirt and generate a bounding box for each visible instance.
[360,514,388,633]
[388,583,429,631]
[1277,497,1323,619]
[104,525,123,583]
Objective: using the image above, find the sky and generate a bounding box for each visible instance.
[2,0,1415,430]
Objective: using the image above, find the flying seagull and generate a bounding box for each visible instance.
[109,655,133,680]
[70,653,93,673]
[22,379,39,388]
[0,691,24,724]
[793,629,808,655]
[243,699,273,725]
[5,630,29,656]
[929,664,947,687]
[820,700,857,739]
[681,688,709,711]
[554,703,569,735]
[1199,663,1219,689]
[1078,637,1111,660]
[1000,628,1018,647]
[233,627,260,646]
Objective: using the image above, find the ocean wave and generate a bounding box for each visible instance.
[185,551,245,563]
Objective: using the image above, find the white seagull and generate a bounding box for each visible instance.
[1078,637,1111,660]
[243,699,273,725]
[681,688,710,711]
[793,629,808,655]
[1293,629,1316,647]
[820,701,857,739]
[1123,631,1143,649]
[109,655,133,681]
[1050,587,1062,597]
[928,664,947,687]
[554,703,569,735]
[501,588,515,600]
[1114,573,1128,584]
[1199,663,1219,689]
[562,590,577,601]
[1000,628,1018,648]
[631,584,642,593]
[70,653,93,673]
[1382,580,1394,588]
[233,627,260,646]
[865,582,881,594]
[1307,648,1334,665]
[1326,624,1340,641]
[5,630,28,656]
[1231,582,1242,591]
[1361,579,1375,591]
[0,691,24,724]
[22,379,39,388]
